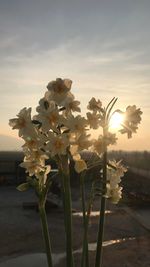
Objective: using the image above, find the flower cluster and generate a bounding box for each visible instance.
[87,97,104,129]
[9,78,142,203]
[9,79,92,186]
[92,132,117,155]
[105,160,127,203]
[119,105,143,138]
[9,107,51,186]
[9,78,143,267]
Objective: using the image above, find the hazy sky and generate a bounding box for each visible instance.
[0,0,150,150]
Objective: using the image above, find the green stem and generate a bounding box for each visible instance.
[63,172,74,267]
[94,195,106,267]
[58,155,74,267]
[85,182,95,265]
[95,128,108,267]
[80,174,89,267]
[59,171,67,230]
[39,201,53,267]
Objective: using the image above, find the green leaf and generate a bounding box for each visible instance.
[17,182,30,192]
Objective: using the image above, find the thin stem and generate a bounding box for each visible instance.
[94,194,106,267]
[95,127,108,267]
[58,156,74,267]
[39,202,53,267]
[63,172,74,267]
[81,177,94,267]
[80,173,89,267]
[59,171,67,230]
[86,182,95,227]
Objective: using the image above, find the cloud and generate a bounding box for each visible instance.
[1,0,150,150]
[0,35,19,50]
[1,35,150,108]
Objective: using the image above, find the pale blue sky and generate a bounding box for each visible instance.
[0,0,150,150]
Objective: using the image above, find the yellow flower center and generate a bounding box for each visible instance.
[48,113,58,125]
[54,139,63,149]
[54,85,65,94]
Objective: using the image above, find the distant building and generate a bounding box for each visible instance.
[0,151,24,185]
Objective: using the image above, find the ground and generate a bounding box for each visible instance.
[0,186,149,267]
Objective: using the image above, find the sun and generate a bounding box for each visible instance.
[109,112,124,129]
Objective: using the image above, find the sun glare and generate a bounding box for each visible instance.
[109,112,124,129]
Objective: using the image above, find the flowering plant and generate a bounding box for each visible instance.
[9,78,142,267]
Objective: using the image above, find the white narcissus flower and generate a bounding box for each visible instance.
[60,92,74,107]
[45,78,73,106]
[46,133,69,157]
[105,184,122,204]
[69,139,88,173]
[36,97,50,113]
[9,107,36,138]
[22,131,47,151]
[107,168,121,189]
[23,148,49,164]
[119,105,142,138]
[92,132,117,155]
[109,160,127,178]
[47,78,72,93]
[20,146,50,181]
[36,165,51,185]
[45,90,71,107]
[74,133,91,151]
[74,159,87,173]
[63,115,87,134]
[92,132,117,154]
[92,136,103,155]
[22,137,38,150]
[21,145,50,178]
[20,160,45,177]
[67,100,81,113]
[63,98,81,114]
[125,105,142,124]
[34,101,60,132]
[105,132,117,146]
[9,107,31,130]
[87,97,102,112]
[86,112,101,129]
[106,160,127,203]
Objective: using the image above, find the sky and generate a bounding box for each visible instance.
[0,0,150,151]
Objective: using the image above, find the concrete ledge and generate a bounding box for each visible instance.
[0,254,48,267]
